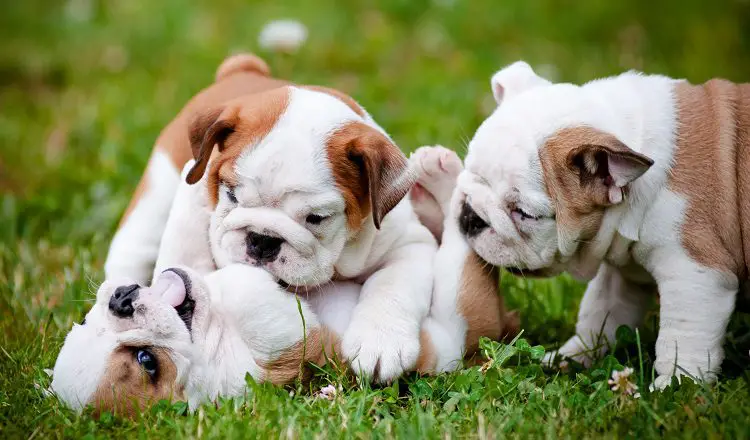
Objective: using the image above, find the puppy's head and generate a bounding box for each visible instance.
[186,86,414,287]
[51,268,210,416]
[457,62,653,275]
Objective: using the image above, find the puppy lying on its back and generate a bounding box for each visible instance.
[449,61,750,389]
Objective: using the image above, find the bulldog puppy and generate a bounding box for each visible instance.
[453,61,750,389]
[51,263,353,416]
[104,53,437,383]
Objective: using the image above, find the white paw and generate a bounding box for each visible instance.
[342,315,420,383]
[409,145,463,211]
[649,374,681,392]
[542,336,596,369]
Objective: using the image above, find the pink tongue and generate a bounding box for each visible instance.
[152,271,187,307]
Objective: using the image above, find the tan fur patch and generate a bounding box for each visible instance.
[260,326,341,384]
[670,80,750,276]
[117,64,288,225]
[325,121,413,230]
[302,85,366,117]
[185,86,291,205]
[414,328,438,373]
[215,53,271,81]
[89,346,183,417]
[539,126,624,245]
[458,252,519,358]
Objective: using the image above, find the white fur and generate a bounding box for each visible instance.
[460,61,738,389]
[105,150,180,284]
[154,160,216,277]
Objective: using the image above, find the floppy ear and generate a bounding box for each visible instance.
[566,133,653,205]
[490,61,552,105]
[185,106,238,184]
[350,132,415,229]
[328,123,415,230]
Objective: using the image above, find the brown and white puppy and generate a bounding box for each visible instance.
[104,53,437,382]
[454,61,750,389]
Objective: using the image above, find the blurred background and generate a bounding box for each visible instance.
[2,0,750,348]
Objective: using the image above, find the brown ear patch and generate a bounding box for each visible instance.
[539,126,623,247]
[89,346,183,418]
[325,121,414,230]
[186,106,237,185]
[260,326,341,384]
[186,87,291,205]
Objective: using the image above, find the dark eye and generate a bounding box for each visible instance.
[513,207,537,221]
[226,186,238,204]
[306,214,327,225]
[136,349,158,377]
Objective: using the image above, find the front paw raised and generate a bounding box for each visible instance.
[342,315,421,383]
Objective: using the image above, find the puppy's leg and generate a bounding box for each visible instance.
[202,264,339,385]
[153,160,216,278]
[543,263,651,368]
[409,145,463,240]
[105,150,181,284]
[418,190,519,374]
[648,254,736,390]
[341,235,436,383]
[410,145,518,373]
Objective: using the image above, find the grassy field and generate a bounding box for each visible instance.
[2,0,750,438]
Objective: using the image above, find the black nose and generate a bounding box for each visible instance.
[458,201,489,237]
[109,284,139,318]
[246,231,284,263]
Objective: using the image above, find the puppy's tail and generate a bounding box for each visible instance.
[215,53,271,82]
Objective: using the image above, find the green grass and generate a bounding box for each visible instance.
[2,0,750,438]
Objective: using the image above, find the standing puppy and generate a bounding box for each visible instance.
[104,53,437,383]
[453,61,749,389]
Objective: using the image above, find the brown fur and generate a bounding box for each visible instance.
[670,80,750,281]
[325,121,414,230]
[458,252,520,358]
[414,328,438,373]
[215,53,270,81]
[539,126,651,245]
[118,58,288,224]
[89,346,183,417]
[185,87,291,205]
[260,326,341,384]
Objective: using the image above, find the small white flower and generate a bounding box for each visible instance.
[608,367,639,396]
[258,20,308,53]
[315,384,337,401]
